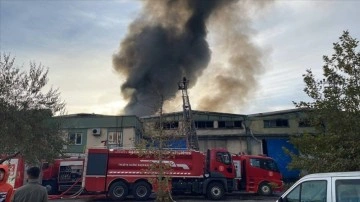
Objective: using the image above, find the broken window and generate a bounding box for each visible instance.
[298,119,311,127]
[195,121,214,129]
[263,119,289,128]
[234,121,243,128]
[162,121,179,129]
[154,121,179,129]
[218,121,243,129]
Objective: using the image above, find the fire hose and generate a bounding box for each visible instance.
[48,177,84,200]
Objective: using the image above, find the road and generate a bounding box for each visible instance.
[51,193,280,202]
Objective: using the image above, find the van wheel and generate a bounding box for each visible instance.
[206,182,225,200]
[109,181,128,201]
[258,182,272,196]
[132,181,151,201]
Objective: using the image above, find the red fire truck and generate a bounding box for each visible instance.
[4,157,25,189]
[83,147,283,201]
[232,154,283,196]
[42,158,84,194]
[5,157,84,195]
[5,148,282,200]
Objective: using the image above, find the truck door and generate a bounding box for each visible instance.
[233,160,241,178]
[213,152,235,179]
[246,157,281,194]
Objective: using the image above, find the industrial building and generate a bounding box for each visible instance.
[60,108,313,181]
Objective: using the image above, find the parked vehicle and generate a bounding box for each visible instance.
[5,148,283,200]
[84,147,283,201]
[277,171,360,202]
[3,157,25,189]
[232,154,283,196]
[42,158,84,194]
[5,156,84,195]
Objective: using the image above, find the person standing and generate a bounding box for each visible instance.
[12,166,48,202]
[0,164,14,202]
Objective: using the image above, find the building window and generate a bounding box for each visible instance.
[156,121,179,129]
[164,121,179,129]
[263,119,289,128]
[298,119,311,127]
[68,133,82,145]
[108,131,122,146]
[234,121,243,128]
[218,121,243,129]
[195,121,214,129]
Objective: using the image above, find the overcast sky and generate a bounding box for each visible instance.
[1,0,359,116]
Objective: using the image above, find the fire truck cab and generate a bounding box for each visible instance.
[233,154,283,196]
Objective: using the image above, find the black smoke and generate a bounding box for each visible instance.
[113,0,237,116]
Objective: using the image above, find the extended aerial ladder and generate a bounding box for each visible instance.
[178,77,199,150]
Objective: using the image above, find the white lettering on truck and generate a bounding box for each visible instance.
[140,160,190,170]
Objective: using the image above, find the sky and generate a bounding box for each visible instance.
[1,0,359,116]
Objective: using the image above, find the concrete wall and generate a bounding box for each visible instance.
[249,111,316,136]
[66,127,137,152]
[122,128,136,148]
[86,128,106,147]
[62,114,142,154]
[198,136,262,155]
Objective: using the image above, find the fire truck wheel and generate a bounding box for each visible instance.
[258,182,272,196]
[206,182,225,200]
[132,181,151,201]
[109,181,129,201]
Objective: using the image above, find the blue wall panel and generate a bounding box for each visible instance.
[152,138,187,150]
[166,139,187,150]
[265,139,300,182]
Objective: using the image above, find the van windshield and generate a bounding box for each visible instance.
[250,158,279,172]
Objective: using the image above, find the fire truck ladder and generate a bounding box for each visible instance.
[178,77,199,151]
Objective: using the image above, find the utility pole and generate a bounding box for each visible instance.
[178,77,199,150]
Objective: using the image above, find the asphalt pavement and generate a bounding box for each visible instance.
[51,193,280,202]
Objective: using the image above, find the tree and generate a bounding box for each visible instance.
[0,53,67,165]
[289,31,360,173]
[135,97,175,202]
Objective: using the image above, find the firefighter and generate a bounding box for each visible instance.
[0,164,14,202]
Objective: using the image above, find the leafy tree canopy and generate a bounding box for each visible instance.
[0,53,67,164]
[289,31,360,173]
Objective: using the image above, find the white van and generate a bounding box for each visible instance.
[277,171,360,202]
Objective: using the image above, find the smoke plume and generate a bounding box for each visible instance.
[113,0,269,116]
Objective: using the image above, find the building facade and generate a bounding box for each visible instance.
[61,113,143,156]
[247,109,315,181]
[141,111,252,154]
[141,108,314,181]
[60,109,313,181]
